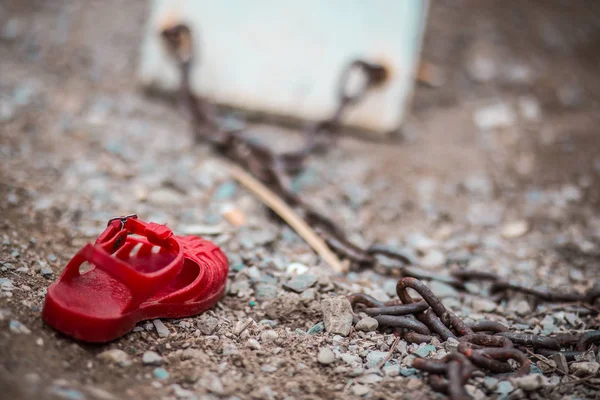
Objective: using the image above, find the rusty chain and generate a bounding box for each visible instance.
[161,24,600,399]
[350,277,600,399]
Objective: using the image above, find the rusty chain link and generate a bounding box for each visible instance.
[161,24,600,399]
[350,277,600,399]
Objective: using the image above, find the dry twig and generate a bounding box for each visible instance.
[228,164,346,274]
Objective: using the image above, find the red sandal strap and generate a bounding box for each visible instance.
[62,216,185,309]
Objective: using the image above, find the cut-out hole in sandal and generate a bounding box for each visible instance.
[129,243,143,258]
[79,261,95,275]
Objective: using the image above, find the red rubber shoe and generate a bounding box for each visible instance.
[42,215,228,343]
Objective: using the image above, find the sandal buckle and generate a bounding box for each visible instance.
[107,214,139,230]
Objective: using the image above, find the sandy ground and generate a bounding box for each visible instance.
[1,1,600,399]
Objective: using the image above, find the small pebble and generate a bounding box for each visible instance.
[366,351,388,368]
[153,368,169,380]
[511,374,548,391]
[246,338,261,350]
[518,97,541,121]
[399,368,417,377]
[170,384,195,399]
[473,102,516,130]
[50,387,85,400]
[97,349,131,367]
[283,274,318,293]
[152,319,170,338]
[317,347,336,365]
[181,348,202,360]
[351,385,370,396]
[260,330,279,343]
[445,337,459,352]
[405,378,422,390]
[550,352,569,374]
[570,361,600,376]
[233,318,254,336]
[198,373,224,394]
[254,283,278,301]
[415,344,436,358]
[536,360,556,374]
[484,377,499,391]
[40,266,53,278]
[321,297,353,337]
[286,262,309,275]
[142,351,163,365]
[501,221,529,238]
[198,316,220,335]
[472,298,497,313]
[260,364,277,373]
[9,320,30,334]
[495,381,514,396]
[467,54,497,82]
[357,374,382,384]
[421,250,446,268]
[308,322,325,335]
[428,281,458,298]
[383,364,400,377]
[341,353,362,365]
[406,233,437,251]
[213,181,237,200]
[512,300,532,316]
[355,317,378,332]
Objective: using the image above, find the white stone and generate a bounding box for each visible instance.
[317,348,336,365]
[142,351,163,365]
[511,374,548,391]
[355,317,379,332]
[473,102,516,130]
[570,362,600,376]
[501,220,529,238]
[321,297,353,336]
[97,349,131,367]
[351,384,370,396]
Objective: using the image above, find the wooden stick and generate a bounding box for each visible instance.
[227,163,346,274]
[378,336,400,369]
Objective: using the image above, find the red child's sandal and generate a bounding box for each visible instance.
[42,215,228,343]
